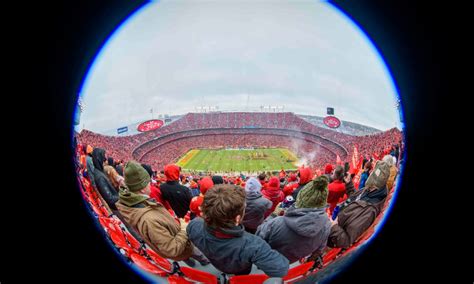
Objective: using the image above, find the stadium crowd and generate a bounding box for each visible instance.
[75,112,402,279]
[76,136,401,279]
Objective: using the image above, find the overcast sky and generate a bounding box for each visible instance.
[78,0,402,133]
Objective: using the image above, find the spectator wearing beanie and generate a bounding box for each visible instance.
[256,176,331,264]
[160,164,193,218]
[189,177,214,218]
[242,177,272,234]
[261,177,284,218]
[116,161,208,266]
[91,148,119,210]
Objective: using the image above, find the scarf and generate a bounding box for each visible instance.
[118,186,148,207]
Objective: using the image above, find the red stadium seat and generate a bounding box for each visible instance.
[107,229,133,256]
[91,203,105,217]
[130,253,168,276]
[145,248,173,273]
[322,248,342,265]
[124,231,143,252]
[282,261,314,283]
[179,266,218,284]
[228,274,269,284]
[167,275,193,284]
[99,217,122,234]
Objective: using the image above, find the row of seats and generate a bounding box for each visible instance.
[76,169,396,283]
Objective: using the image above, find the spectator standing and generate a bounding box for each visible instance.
[160,164,193,218]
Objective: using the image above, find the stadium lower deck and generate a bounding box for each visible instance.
[76,112,403,283]
[77,164,399,283]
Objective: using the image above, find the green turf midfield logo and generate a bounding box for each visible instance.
[176,148,299,172]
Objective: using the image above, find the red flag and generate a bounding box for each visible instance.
[336,154,342,165]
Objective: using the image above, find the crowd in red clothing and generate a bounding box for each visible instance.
[77,112,403,173]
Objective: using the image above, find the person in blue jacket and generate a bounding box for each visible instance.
[187,184,289,277]
[358,159,373,190]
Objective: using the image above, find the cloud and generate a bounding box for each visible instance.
[79,0,401,133]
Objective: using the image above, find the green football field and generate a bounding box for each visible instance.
[176,148,298,172]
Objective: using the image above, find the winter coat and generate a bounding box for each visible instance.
[91,148,118,210]
[243,191,272,230]
[93,169,119,210]
[256,206,331,263]
[86,155,96,188]
[261,177,285,218]
[116,199,193,261]
[328,186,387,248]
[187,217,289,277]
[160,181,193,218]
[159,165,192,218]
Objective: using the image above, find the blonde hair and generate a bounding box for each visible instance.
[104,165,122,190]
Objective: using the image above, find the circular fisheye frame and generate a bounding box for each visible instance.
[72,1,405,283]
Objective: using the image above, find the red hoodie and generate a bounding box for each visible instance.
[327,180,346,215]
[299,167,313,185]
[164,164,180,181]
[262,177,284,217]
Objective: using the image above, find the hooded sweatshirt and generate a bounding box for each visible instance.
[91,148,119,210]
[160,164,192,218]
[243,178,272,230]
[256,206,331,263]
[291,168,313,200]
[262,177,284,218]
[187,217,289,277]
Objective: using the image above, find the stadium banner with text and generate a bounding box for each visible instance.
[117,126,128,134]
[323,116,341,128]
[137,119,164,132]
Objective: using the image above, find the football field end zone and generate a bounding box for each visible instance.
[176,149,200,167]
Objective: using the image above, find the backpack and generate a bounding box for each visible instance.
[332,161,390,220]
[364,161,391,190]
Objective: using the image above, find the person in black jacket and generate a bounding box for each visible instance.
[160,164,193,218]
[91,148,119,210]
[187,184,289,277]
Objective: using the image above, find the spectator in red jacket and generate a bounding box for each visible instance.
[291,167,313,200]
[261,176,285,218]
[327,166,346,216]
[283,173,298,196]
